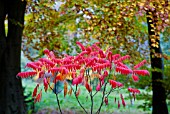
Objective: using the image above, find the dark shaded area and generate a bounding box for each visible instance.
[0,0,26,113]
[147,10,168,114]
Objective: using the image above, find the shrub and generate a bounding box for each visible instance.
[17,42,149,114]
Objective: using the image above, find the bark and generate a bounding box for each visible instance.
[146,10,168,114]
[0,0,27,114]
[0,1,7,113]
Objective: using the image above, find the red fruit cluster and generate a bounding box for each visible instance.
[109,80,123,88]
[128,88,140,94]
[17,41,149,104]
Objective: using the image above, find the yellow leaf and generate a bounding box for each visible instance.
[138,2,144,6]
[33,70,40,81]
[151,29,155,32]
[150,24,154,28]
[51,83,54,90]
[155,45,159,48]
[66,73,72,80]
[113,27,116,31]
[151,43,156,47]
[149,20,152,22]
[108,28,112,32]
[148,12,152,15]
[120,43,123,46]
[151,39,155,43]
[165,19,169,23]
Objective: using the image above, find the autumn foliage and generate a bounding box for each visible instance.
[18,42,149,113]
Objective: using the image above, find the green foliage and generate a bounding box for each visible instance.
[163,60,170,99]
[21,1,170,112]
[23,86,35,113]
[135,86,151,111]
[23,0,170,64]
[161,30,170,99]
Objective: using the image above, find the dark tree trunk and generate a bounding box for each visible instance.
[146,10,168,114]
[0,0,27,114]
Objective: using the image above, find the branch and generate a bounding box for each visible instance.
[46,78,62,114]
[56,93,62,114]
[88,69,94,114]
[106,87,114,98]
[68,83,88,114]
[92,91,98,97]
[75,95,88,114]
[96,82,108,114]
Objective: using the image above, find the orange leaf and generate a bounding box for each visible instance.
[113,75,116,80]
[64,81,68,97]
[68,88,72,96]
[54,73,64,82]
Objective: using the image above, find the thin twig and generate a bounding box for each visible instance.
[106,87,114,98]
[92,91,98,97]
[88,69,94,114]
[96,82,107,114]
[75,85,88,114]
[68,83,88,114]
[90,93,93,114]
[56,93,62,114]
[46,80,53,91]
[54,81,62,114]
[75,85,78,93]
[46,79,62,114]
[75,95,88,114]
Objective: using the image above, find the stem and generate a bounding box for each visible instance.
[69,84,88,114]
[96,82,107,114]
[75,95,88,114]
[92,91,98,97]
[106,87,114,98]
[56,93,62,114]
[54,82,62,114]
[88,69,94,114]
[75,85,88,114]
[46,80,62,114]
[90,93,93,114]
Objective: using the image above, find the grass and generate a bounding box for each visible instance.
[22,79,152,114]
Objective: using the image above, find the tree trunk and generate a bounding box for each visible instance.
[0,0,27,114]
[146,10,168,114]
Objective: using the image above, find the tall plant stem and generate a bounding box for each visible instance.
[106,87,113,98]
[90,92,93,114]
[74,85,88,114]
[71,84,88,114]
[46,79,62,114]
[96,83,107,114]
[88,69,94,114]
[75,95,88,114]
[56,93,62,114]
